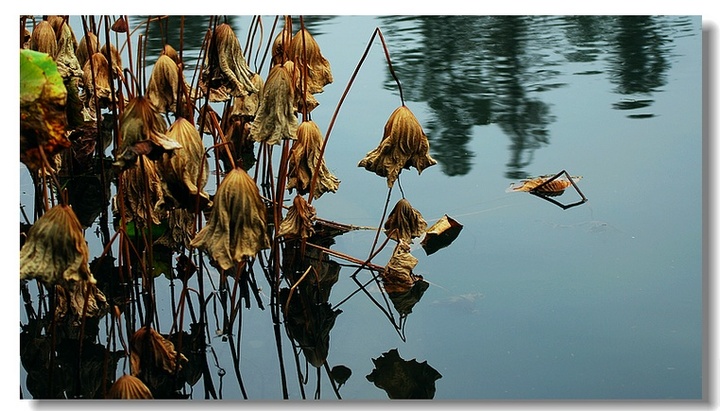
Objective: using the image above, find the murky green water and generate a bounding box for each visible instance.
[19,15,703,400]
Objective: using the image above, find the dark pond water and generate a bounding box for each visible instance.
[18,15,703,401]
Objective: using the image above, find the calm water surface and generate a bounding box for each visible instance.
[19,15,703,400]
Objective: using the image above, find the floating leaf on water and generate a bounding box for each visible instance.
[358,105,437,188]
[366,348,442,399]
[506,174,582,196]
[421,214,463,256]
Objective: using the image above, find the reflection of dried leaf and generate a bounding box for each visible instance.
[158,117,210,211]
[190,168,271,270]
[278,194,316,239]
[358,105,437,187]
[287,120,340,199]
[384,198,427,243]
[381,241,419,294]
[106,374,154,399]
[366,348,442,399]
[20,204,96,286]
[506,174,582,196]
[250,62,298,145]
[114,96,181,169]
[281,287,341,368]
[155,208,196,251]
[421,214,463,256]
[388,278,429,316]
[330,365,352,388]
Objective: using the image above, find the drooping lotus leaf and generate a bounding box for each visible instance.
[384,198,427,243]
[54,280,109,320]
[381,241,419,294]
[117,155,167,228]
[278,194,316,239]
[20,48,70,172]
[106,374,154,399]
[290,27,333,95]
[114,96,181,169]
[358,105,437,188]
[81,52,112,116]
[29,20,57,57]
[158,117,210,211]
[199,23,258,102]
[250,61,298,145]
[76,32,100,70]
[129,326,189,396]
[287,120,340,199]
[271,18,293,66]
[366,348,442,399]
[219,118,256,172]
[190,167,271,270]
[147,54,185,114]
[230,72,264,119]
[54,19,83,80]
[20,204,96,286]
[420,214,463,256]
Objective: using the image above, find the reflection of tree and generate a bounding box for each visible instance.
[486,16,553,180]
[128,16,212,69]
[608,16,670,95]
[378,15,680,178]
[379,16,554,179]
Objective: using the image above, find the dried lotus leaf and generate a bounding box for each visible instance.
[20,204,96,286]
[384,198,427,243]
[250,62,298,145]
[381,241,419,294]
[287,120,340,199]
[358,105,437,188]
[278,194,316,239]
[420,214,463,256]
[106,374,154,399]
[190,167,270,270]
[506,174,582,196]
